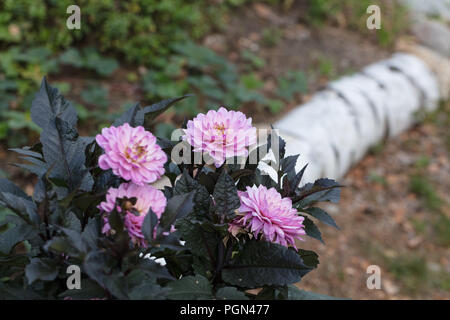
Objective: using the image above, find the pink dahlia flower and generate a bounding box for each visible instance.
[229,185,306,249]
[99,183,167,246]
[96,123,167,185]
[183,107,257,167]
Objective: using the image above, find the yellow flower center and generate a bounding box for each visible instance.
[125,144,147,163]
[214,123,226,135]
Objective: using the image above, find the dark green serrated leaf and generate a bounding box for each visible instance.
[138,259,175,281]
[213,171,240,219]
[0,223,38,254]
[137,95,192,127]
[193,185,211,218]
[166,275,213,300]
[173,170,198,195]
[104,275,128,300]
[40,117,91,191]
[44,237,78,256]
[0,178,31,202]
[108,208,124,233]
[63,211,82,232]
[81,217,99,250]
[153,231,185,251]
[297,249,319,268]
[222,241,314,288]
[252,287,278,299]
[254,168,278,190]
[33,178,46,203]
[12,162,47,178]
[0,192,39,224]
[93,170,120,194]
[60,228,85,253]
[293,178,343,208]
[303,207,339,229]
[0,255,29,276]
[60,217,99,254]
[0,283,45,300]
[289,163,308,192]
[82,250,112,287]
[159,191,195,231]
[302,216,324,244]
[112,102,141,127]
[215,287,249,300]
[58,279,106,300]
[267,128,286,161]
[230,168,253,181]
[142,209,158,243]
[128,283,171,300]
[30,77,77,130]
[25,258,59,284]
[175,218,219,268]
[281,155,298,176]
[9,147,43,159]
[287,285,346,300]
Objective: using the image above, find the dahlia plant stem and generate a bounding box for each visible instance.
[187,163,195,177]
[224,238,233,266]
[194,164,205,179]
[201,232,216,267]
[213,237,233,287]
[55,125,73,188]
[37,192,50,240]
[8,206,32,226]
[215,240,225,275]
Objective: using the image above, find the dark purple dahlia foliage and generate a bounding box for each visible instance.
[0,78,343,300]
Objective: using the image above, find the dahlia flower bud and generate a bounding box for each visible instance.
[229,185,306,249]
[99,183,167,247]
[182,107,257,167]
[96,123,167,185]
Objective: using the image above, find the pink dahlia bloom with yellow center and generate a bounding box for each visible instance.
[229,185,306,249]
[96,123,167,185]
[99,183,167,246]
[183,107,257,167]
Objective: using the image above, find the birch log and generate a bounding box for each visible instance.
[266,53,443,185]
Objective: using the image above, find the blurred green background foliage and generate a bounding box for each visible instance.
[0,0,407,145]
